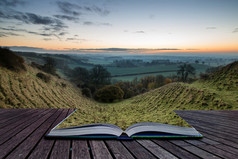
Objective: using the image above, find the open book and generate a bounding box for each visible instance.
[46,110,203,139]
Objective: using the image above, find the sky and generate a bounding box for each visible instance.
[0,0,238,54]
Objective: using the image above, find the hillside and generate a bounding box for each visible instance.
[0,65,96,109]
[205,61,238,90]
[1,60,238,130]
[64,61,238,129]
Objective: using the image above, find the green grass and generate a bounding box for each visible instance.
[58,81,237,130]
[1,61,237,131]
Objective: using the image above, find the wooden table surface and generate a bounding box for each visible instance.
[0,109,237,159]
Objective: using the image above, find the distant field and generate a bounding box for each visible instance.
[109,63,211,81]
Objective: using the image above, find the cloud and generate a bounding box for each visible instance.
[66,37,87,43]
[0,11,67,32]
[54,15,79,22]
[76,48,181,52]
[232,28,238,33]
[135,31,145,33]
[83,21,112,26]
[0,32,22,37]
[83,21,94,25]
[6,46,49,52]
[0,9,68,37]
[86,6,110,16]
[0,26,63,39]
[56,1,110,16]
[56,1,82,16]
[0,0,25,7]
[206,27,217,30]
[43,38,52,41]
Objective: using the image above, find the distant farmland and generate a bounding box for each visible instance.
[111,70,178,77]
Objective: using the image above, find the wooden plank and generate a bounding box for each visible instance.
[186,138,238,155]
[28,109,71,159]
[5,109,63,159]
[0,109,32,125]
[89,140,113,159]
[49,109,75,159]
[105,140,135,159]
[182,145,221,159]
[176,112,238,131]
[0,109,50,145]
[0,108,12,115]
[137,140,178,159]
[185,121,238,144]
[0,109,42,135]
[197,137,220,145]
[0,109,28,121]
[197,131,238,149]
[153,140,200,159]
[0,109,56,158]
[196,145,238,159]
[122,140,156,159]
[170,140,221,159]
[176,111,238,128]
[71,140,91,159]
[49,140,71,159]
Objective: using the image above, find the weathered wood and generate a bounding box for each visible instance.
[122,140,156,159]
[137,140,178,159]
[0,109,32,126]
[105,140,135,159]
[50,140,71,159]
[0,109,42,136]
[170,140,221,159]
[72,140,91,159]
[5,109,63,159]
[49,109,75,159]
[28,109,71,159]
[0,109,56,158]
[0,109,50,145]
[0,109,28,121]
[89,140,113,159]
[153,140,200,159]
[0,109,238,159]
[196,145,238,159]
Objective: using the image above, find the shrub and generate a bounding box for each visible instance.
[61,82,67,88]
[94,85,124,102]
[0,47,26,72]
[36,72,51,83]
[199,73,209,80]
[165,78,172,84]
[82,88,92,98]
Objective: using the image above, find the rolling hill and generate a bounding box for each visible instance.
[0,65,96,109]
[1,60,238,130]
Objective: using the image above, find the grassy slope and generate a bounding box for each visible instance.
[66,62,238,130]
[0,65,96,109]
[1,61,238,130]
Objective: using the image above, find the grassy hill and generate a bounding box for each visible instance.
[1,60,238,130]
[0,65,95,109]
[64,61,238,129]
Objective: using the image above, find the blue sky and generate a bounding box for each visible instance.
[0,0,238,54]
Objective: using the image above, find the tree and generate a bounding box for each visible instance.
[43,57,57,75]
[90,65,111,86]
[82,88,92,98]
[0,47,26,72]
[155,75,165,87]
[71,67,90,86]
[177,64,195,82]
[94,85,124,102]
